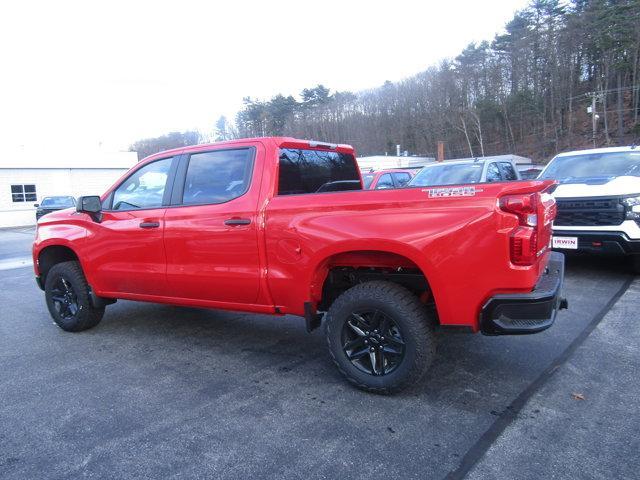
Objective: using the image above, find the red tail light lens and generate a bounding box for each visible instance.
[500,193,539,266]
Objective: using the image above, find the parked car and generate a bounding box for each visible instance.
[33,137,565,393]
[520,167,543,179]
[538,146,640,273]
[408,158,520,187]
[361,169,415,189]
[35,196,76,220]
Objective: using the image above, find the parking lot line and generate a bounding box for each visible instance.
[445,275,635,480]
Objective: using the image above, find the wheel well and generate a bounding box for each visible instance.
[38,246,79,283]
[317,251,437,321]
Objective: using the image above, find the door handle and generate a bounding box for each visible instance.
[224,218,251,226]
[139,221,160,229]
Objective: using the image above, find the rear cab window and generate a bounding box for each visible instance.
[278,148,362,195]
[409,162,483,187]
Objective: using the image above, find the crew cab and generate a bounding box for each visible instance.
[539,146,640,273]
[33,137,566,393]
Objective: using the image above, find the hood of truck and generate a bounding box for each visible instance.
[36,207,76,224]
[552,175,640,198]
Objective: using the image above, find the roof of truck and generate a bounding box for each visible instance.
[554,145,638,157]
[141,137,355,163]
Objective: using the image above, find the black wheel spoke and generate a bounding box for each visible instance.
[379,350,386,375]
[58,303,69,317]
[348,347,370,360]
[386,335,405,347]
[343,337,365,351]
[369,350,378,375]
[351,313,370,332]
[382,345,403,356]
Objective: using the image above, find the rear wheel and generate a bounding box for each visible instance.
[45,261,104,332]
[325,281,436,394]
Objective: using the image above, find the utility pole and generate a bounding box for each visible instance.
[587,92,599,148]
[437,141,444,162]
[591,93,597,148]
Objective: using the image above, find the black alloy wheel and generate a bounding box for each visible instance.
[342,309,406,376]
[50,276,80,320]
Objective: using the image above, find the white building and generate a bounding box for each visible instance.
[357,155,435,171]
[0,149,138,228]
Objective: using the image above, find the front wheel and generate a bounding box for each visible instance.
[44,261,104,332]
[325,281,436,394]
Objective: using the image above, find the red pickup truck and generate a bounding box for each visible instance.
[33,137,566,393]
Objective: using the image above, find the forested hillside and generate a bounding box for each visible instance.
[233,0,640,162]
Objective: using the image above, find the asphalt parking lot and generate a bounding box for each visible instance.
[1,226,638,479]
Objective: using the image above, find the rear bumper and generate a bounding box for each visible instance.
[552,230,640,255]
[480,252,567,335]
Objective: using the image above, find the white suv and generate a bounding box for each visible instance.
[539,146,640,273]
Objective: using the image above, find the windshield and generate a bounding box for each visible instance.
[362,174,375,189]
[409,163,483,187]
[40,196,75,208]
[540,151,640,180]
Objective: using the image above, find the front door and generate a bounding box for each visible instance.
[86,156,175,297]
[163,144,263,304]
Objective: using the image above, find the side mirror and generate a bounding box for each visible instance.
[76,195,102,222]
[34,203,39,208]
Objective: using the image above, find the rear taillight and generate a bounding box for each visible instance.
[500,193,540,266]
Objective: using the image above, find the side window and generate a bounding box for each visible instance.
[362,174,375,189]
[112,157,173,210]
[375,174,394,189]
[392,172,411,187]
[499,162,518,181]
[486,163,502,182]
[182,148,254,205]
[278,148,361,195]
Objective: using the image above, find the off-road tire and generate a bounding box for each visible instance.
[325,281,436,394]
[45,261,104,332]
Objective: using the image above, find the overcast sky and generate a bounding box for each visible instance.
[0,0,529,153]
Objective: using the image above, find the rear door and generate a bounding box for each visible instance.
[163,144,264,304]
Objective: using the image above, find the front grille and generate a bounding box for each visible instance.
[554,197,625,227]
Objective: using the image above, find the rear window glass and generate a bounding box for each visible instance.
[41,196,75,208]
[410,163,483,187]
[278,148,362,195]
